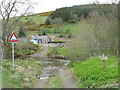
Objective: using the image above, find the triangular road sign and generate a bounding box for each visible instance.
[9,33,18,42]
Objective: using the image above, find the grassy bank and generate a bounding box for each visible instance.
[67,56,118,88]
[2,59,42,88]
[47,46,68,59]
[45,23,79,34]
[15,42,40,59]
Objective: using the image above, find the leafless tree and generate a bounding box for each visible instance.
[0,19,2,60]
[86,2,118,56]
[0,0,34,59]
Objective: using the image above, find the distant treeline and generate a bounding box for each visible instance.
[48,4,117,23]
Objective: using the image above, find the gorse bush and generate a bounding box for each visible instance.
[48,41,65,43]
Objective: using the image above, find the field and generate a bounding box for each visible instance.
[45,24,78,34]
[67,56,118,88]
[18,15,47,25]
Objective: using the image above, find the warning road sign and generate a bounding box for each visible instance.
[9,33,18,42]
[9,33,18,70]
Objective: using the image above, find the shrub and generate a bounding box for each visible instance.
[15,41,39,59]
[58,34,65,38]
[67,19,77,23]
[48,41,65,43]
[67,33,73,38]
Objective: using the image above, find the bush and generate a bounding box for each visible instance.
[65,29,70,34]
[18,30,26,37]
[67,33,73,38]
[48,41,65,43]
[58,34,65,38]
[41,30,46,35]
[15,41,39,59]
[67,19,77,23]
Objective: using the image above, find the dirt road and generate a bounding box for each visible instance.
[34,79,49,88]
[59,68,76,88]
[30,44,48,57]
[34,68,76,88]
[32,44,77,88]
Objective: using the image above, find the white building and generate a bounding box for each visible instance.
[31,35,52,44]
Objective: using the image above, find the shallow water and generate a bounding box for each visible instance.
[37,57,70,79]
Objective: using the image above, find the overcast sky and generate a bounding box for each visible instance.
[32,0,116,13]
[0,0,118,19]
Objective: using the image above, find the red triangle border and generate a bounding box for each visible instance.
[9,33,18,42]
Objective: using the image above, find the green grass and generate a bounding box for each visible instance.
[58,47,68,56]
[0,71,2,89]
[60,22,89,35]
[59,24,79,35]
[47,46,68,58]
[45,23,78,35]
[2,59,42,88]
[46,76,63,88]
[11,14,47,34]
[67,56,118,88]
[18,15,47,25]
[45,21,90,35]
[26,31,39,36]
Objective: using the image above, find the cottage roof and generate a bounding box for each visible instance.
[33,35,51,40]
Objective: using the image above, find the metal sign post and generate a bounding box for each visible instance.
[9,33,18,70]
[102,60,105,70]
[12,42,15,70]
[100,54,108,70]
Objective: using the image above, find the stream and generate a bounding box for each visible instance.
[30,44,71,80]
[30,44,77,88]
[37,57,70,79]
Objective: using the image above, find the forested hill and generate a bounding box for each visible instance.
[48,4,117,23]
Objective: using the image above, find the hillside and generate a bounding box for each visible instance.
[19,11,54,24]
[1,3,118,89]
[48,4,117,22]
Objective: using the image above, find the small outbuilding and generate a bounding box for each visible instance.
[31,35,52,44]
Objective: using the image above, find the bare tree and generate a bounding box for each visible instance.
[0,19,2,60]
[86,3,118,56]
[0,0,33,59]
